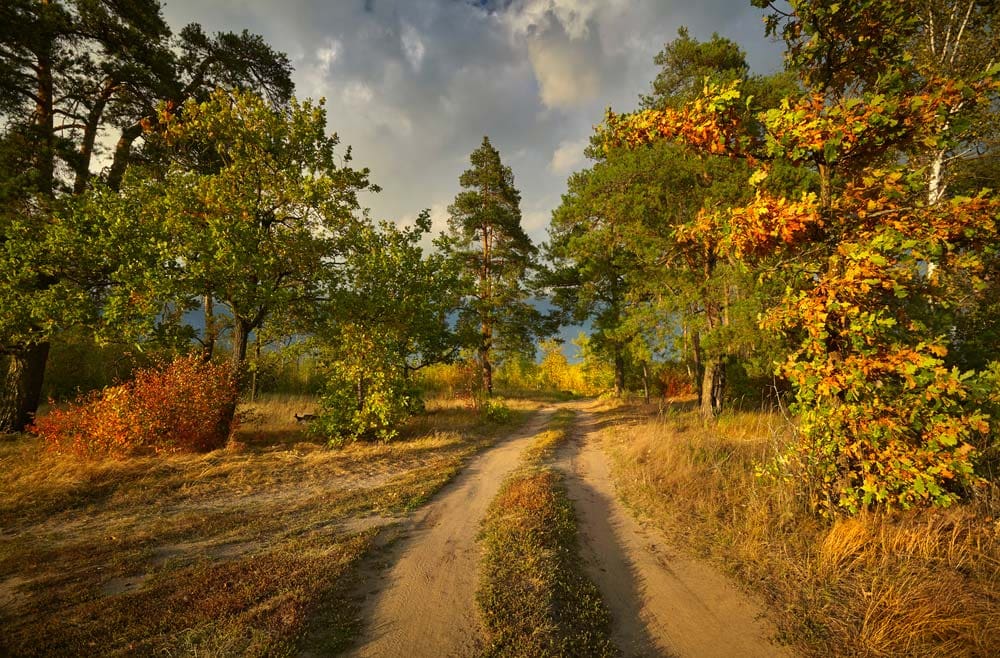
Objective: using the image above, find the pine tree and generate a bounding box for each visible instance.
[443,137,539,394]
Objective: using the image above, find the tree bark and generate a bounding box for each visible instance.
[691,328,703,403]
[4,20,58,435]
[217,317,253,440]
[249,331,261,403]
[479,344,493,396]
[106,121,145,191]
[700,357,725,420]
[202,294,216,362]
[0,343,50,433]
[641,360,650,404]
[818,162,831,210]
[613,347,625,398]
[231,317,251,384]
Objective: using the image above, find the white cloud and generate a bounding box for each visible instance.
[549,137,588,174]
[316,38,341,73]
[527,33,602,109]
[521,209,550,236]
[503,0,624,40]
[342,81,375,105]
[401,24,426,71]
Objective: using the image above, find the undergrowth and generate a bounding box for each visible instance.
[603,403,1000,658]
[0,395,536,656]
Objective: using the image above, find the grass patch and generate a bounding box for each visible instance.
[519,408,575,464]
[601,403,1000,657]
[476,410,616,657]
[0,395,536,657]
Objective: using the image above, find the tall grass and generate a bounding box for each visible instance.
[605,404,1000,657]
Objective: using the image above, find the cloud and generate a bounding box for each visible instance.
[549,137,588,174]
[158,0,784,248]
[315,39,341,73]
[400,24,426,71]
[526,24,604,109]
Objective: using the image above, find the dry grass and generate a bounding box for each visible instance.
[0,395,536,657]
[476,409,615,657]
[601,402,1000,658]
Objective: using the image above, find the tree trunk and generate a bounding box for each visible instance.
[818,162,831,211]
[231,317,251,385]
[641,360,650,404]
[107,122,145,191]
[691,329,703,403]
[700,357,725,420]
[480,345,493,396]
[613,348,625,398]
[202,294,216,362]
[0,343,50,433]
[216,317,253,440]
[927,148,947,206]
[249,331,261,403]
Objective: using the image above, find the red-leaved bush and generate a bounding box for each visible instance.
[31,355,237,458]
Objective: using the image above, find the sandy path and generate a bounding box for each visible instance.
[555,408,796,658]
[348,408,554,658]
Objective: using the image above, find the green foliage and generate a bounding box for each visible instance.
[310,211,461,443]
[641,27,749,109]
[0,0,292,431]
[441,137,541,393]
[481,398,513,424]
[115,89,374,380]
[312,330,422,446]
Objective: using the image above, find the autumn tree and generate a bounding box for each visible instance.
[0,0,292,431]
[549,29,797,414]
[606,1,1000,512]
[442,136,540,395]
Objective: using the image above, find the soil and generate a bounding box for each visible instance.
[347,408,556,658]
[553,406,796,658]
[346,404,795,657]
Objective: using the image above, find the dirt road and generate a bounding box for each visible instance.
[349,408,554,658]
[554,407,795,658]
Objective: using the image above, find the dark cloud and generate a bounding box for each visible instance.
[159,0,783,243]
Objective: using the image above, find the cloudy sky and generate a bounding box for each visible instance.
[161,0,784,245]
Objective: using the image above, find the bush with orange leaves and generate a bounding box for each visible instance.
[31,355,237,458]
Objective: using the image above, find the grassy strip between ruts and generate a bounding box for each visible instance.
[0,397,538,657]
[477,409,617,657]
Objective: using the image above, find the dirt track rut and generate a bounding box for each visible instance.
[554,407,796,658]
[349,408,554,658]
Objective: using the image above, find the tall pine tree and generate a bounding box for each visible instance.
[443,136,538,395]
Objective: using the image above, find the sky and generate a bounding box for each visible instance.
[160,0,785,247]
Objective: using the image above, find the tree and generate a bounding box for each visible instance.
[311,212,464,442]
[548,29,798,415]
[103,89,375,432]
[641,27,749,110]
[606,2,1000,512]
[0,0,292,431]
[442,136,540,395]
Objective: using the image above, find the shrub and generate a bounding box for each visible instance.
[481,398,512,424]
[312,334,424,446]
[31,355,237,458]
